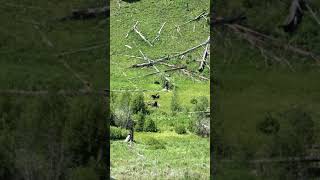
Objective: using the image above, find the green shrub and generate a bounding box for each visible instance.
[143,137,165,150]
[133,112,145,132]
[171,89,182,115]
[175,124,187,134]
[144,119,158,132]
[69,167,99,180]
[257,113,280,135]
[131,93,147,114]
[190,98,198,104]
[110,126,128,140]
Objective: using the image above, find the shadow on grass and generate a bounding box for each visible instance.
[122,0,141,3]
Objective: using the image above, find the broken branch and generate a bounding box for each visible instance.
[127,22,153,46]
[152,22,166,43]
[131,36,210,68]
[198,43,210,72]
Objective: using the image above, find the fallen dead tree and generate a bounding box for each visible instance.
[139,50,173,90]
[60,6,109,21]
[0,89,105,96]
[212,19,320,67]
[176,10,209,28]
[160,62,209,81]
[126,22,153,46]
[226,24,320,63]
[212,11,320,64]
[198,43,210,72]
[129,66,185,80]
[131,36,210,68]
[281,0,306,33]
[212,14,247,26]
[126,16,210,85]
[152,22,166,43]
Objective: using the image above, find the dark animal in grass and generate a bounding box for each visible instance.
[281,0,306,33]
[154,81,160,84]
[151,94,160,99]
[163,80,171,90]
[147,101,159,108]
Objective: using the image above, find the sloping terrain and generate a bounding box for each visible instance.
[0,1,108,179]
[214,0,320,179]
[110,0,210,179]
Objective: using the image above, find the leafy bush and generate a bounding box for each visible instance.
[144,119,158,132]
[69,166,99,180]
[143,137,165,150]
[257,113,280,135]
[190,98,198,104]
[189,96,210,137]
[110,126,128,140]
[171,89,182,115]
[131,93,147,114]
[133,112,145,132]
[175,124,187,134]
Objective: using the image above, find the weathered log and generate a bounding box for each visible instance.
[305,2,320,26]
[177,11,209,28]
[139,50,173,89]
[227,24,320,63]
[126,22,153,46]
[0,89,105,96]
[152,22,166,43]
[160,62,209,81]
[131,37,210,68]
[212,14,247,26]
[198,43,210,72]
[282,0,306,33]
[61,6,109,21]
[129,66,185,80]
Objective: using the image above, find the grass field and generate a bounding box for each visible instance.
[110,0,210,179]
[214,0,320,179]
[0,1,108,179]
[0,0,107,91]
[111,132,209,179]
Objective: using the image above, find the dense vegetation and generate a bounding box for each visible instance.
[0,0,107,179]
[110,0,210,179]
[214,0,320,179]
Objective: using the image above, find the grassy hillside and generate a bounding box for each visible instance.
[214,0,320,179]
[110,0,210,179]
[0,1,108,179]
[0,0,107,91]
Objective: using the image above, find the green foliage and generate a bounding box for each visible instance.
[175,124,187,134]
[257,113,280,135]
[144,119,158,132]
[133,112,145,132]
[190,98,198,104]
[131,93,147,115]
[0,96,107,180]
[143,137,166,150]
[110,126,128,140]
[69,166,99,180]
[171,89,182,115]
[194,96,209,112]
[272,107,315,156]
[110,0,210,178]
[189,96,209,137]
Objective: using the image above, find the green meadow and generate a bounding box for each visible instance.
[0,1,108,179]
[214,0,320,179]
[110,0,210,179]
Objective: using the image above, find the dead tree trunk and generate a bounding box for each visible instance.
[61,6,109,21]
[282,0,306,33]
